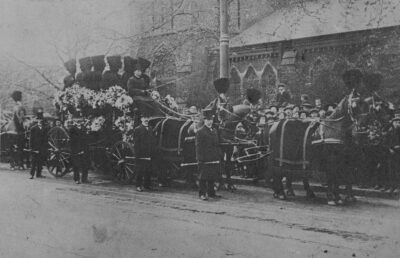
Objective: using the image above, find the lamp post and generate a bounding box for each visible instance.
[219,0,229,78]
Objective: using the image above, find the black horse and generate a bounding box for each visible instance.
[312,90,374,204]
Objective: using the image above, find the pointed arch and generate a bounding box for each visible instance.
[261,63,277,104]
[243,65,259,90]
[229,66,242,104]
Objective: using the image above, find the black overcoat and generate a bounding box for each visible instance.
[195,125,222,180]
[133,124,156,158]
[30,125,47,153]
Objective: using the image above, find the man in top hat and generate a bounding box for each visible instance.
[63,59,76,90]
[88,55,105,91]
[29,118,47,179]
[127,59,150,97]
[101,55,122,90]
[76,57,93,88]
[196,109,222,200]
[68,118,90,184]
[205,78,235,190]
[121,56,134,91]
[138,57,152,87]
[276,83,291,107]
[133,112,157,191]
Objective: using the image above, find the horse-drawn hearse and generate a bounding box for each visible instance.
[44,83,270,187]
[1,59,394,205]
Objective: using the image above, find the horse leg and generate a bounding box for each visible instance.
[285,176,295,197]
[325,146,343,205]
[271,172,286,200]
[303,178,315,198]
[218,146,236,191]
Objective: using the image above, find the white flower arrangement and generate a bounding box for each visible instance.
[54,84,134,118]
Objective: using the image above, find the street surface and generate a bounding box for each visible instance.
[0,166,399,258]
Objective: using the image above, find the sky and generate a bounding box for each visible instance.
[0,0,134,66]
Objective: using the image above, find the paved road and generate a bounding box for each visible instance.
[0,168,399,258]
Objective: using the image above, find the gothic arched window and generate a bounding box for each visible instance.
[260,64,277,104]
[229,67,241,104]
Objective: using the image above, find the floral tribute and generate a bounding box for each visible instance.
[54,84,134,133]
[54,84,133,115]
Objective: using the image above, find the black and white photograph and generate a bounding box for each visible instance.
[1,0,400,257]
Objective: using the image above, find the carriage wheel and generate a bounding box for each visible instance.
[47,149,72,177]
[110,141,136,184]
[47,126,71,177]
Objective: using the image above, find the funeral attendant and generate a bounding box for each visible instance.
[68,119,89,184]
[29,118,47,179]
[195,109,222,200]
[133,113,156,192]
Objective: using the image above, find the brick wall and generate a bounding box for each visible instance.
[212,26,400,107]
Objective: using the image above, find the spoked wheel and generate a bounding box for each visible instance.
[110,141,136,184]
[47,126,72,177]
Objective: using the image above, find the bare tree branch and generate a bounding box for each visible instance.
[8,55,61,90]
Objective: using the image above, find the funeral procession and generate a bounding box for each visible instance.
[1,0,400,257]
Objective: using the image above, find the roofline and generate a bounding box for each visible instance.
[220,24,400,52]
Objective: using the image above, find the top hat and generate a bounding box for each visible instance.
[91,55,105,72]
[64,59,76,74]
[138,57,151,72]
[363,72,383,92]
[79,57,93,71]
[342,69,363,88]
[106,56,122,69]
[246,88,262,105]
[213,78,230,94]
[11,90,22,102]
[36,109,44,120]
[202,109,214,120]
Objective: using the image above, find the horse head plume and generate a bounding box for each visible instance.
[363,72,383,93]
[342,69,363,90]
[214,78,230,94]
[246,88,261,105]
